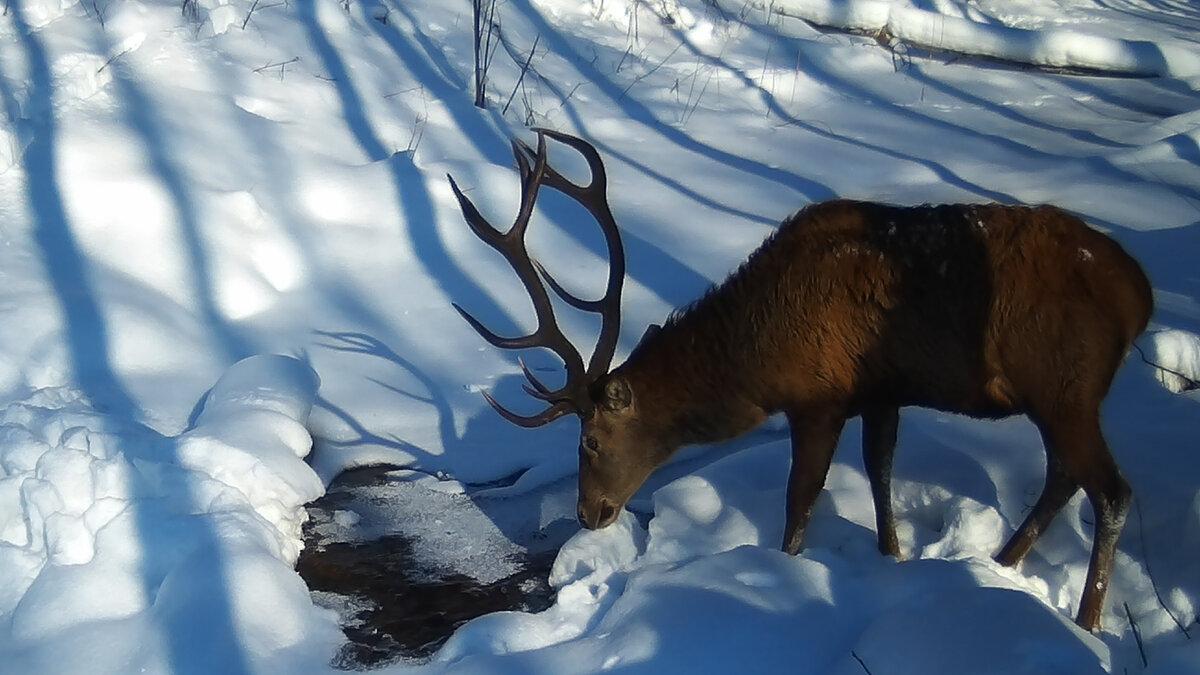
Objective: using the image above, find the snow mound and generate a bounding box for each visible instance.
[777,0,1200,79]
[0,355,340,673]
[1145,329,1200,393]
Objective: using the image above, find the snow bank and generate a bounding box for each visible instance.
[1145,329,1200,394]
[774,0,1200,79]
[0,355,341,674]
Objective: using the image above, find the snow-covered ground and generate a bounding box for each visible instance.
[0,0,1198,672]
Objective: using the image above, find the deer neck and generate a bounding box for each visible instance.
[618,320,768,448]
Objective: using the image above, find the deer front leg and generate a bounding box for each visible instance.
[782,409,845,555]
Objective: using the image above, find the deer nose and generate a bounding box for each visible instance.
[596,500,617,527]
[578,498,619,529]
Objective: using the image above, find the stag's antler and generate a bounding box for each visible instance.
[448,129,625,425]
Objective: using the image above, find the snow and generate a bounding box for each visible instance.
[0,0,1197,673]
[1146,329,1200,393]
[0,355,341,672]
[780,0,1200,80]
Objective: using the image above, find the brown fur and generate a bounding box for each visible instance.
[622,200,1149,428]
[450,132,1152,633]
[580,199,1151,632]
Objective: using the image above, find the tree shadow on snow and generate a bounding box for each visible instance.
[295,0,512,330]
[291,0,792,470]
[1,5,254,674]
[506,0,837,204]
[310,330,458,466]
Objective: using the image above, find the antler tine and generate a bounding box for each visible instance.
[448,133,597,425]
[508,133,548,241]
[451,303,543,351]
[447,175,505,249]
[517,128,609,198]
[517,356,556,399]
[516,129,626,381]
[481,389,575,428]
[533,260,605,313]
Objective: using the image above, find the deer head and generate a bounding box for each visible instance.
[449,129,657,529]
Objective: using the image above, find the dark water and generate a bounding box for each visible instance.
[297,467,560,669]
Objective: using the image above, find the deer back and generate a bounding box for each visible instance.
[615,199,1152,441]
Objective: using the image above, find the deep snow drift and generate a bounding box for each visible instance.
[0,0,1198,673]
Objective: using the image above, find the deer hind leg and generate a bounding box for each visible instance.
[1012,411,1130,632]
[862,406,901,559]
[996,450,1078,566]
[782,408,845,555]
[1068,417,1130,632]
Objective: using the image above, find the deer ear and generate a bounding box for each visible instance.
[600,376,633,411]
[631,324,661,355]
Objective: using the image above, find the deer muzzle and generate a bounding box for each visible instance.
[577,497,620,530]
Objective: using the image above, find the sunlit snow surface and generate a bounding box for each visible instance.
[0,0,1198,672]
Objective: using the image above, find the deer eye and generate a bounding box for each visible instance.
[580,436,600,463]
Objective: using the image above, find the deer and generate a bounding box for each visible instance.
[447,129,1153,632]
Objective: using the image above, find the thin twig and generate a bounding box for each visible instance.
[852,651,873,674]
[619,41,684,100]
[521,82,535,126]
[503,33,540,116]
[1134,498,1192,638]
[473,0,486,106]
[548,81,585,117]
[253,57,300,80]
[472,0,501,108]
[681,64,716,127]
[242,0,259,29]
[628,0,641,43]
[254,57,300,73]
[406,113,426,155]
[1125,602,1149,668]
[384,86,428,99]
[615,45,634,74]
[482,0,498,75]
[86,0,106,27]
[97,46,136,74]
[1132,342,1199,392]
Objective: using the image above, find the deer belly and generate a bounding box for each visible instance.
[867,370,1021,419]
